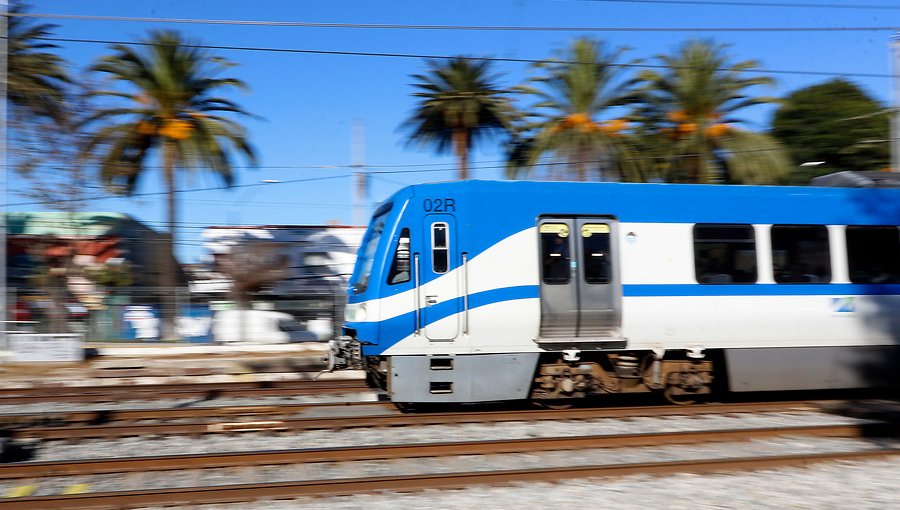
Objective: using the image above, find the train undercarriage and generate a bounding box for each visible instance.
[357,348,717,406]
[531,351,715,405]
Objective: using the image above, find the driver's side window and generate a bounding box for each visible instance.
[387,228,411,285]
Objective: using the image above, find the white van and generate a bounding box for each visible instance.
[212,310,320,344]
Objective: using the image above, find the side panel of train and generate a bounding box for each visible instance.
[343,181,900,403]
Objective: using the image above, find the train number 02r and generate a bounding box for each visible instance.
[423,198,456,213]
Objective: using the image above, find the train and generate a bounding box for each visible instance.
[330,180,900,405]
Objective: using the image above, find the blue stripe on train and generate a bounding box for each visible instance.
[355,282,900,354]
[355,285,539,354]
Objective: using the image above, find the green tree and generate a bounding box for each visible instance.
[6,1,70,122]
[83,30,256,339]
[6,3,106,332]
[507,38,644,182]
[404,57,515,180]
[637,39,790,184]
[7,1,81,192]
[771,78,890,181]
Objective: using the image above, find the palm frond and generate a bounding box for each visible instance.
[402,57,516,179]
[509,38,643,181]
[633,39,787,184]
[7,1,71,122]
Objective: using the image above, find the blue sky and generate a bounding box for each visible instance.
[8,0,900,262]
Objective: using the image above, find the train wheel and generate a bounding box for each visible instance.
[533,399,573,410]
[664,386,697,406]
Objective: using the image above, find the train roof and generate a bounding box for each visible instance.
[381,180,900,226]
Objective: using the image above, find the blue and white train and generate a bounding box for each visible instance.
[334,180,900,404]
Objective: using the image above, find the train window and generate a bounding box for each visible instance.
[540,223,571,284]
[694,224,757,284]
[387,228,411,285]
[582,223,611,284]
[771,225,831,283]
[431,223,449,274]
[351,209,389,294]
[847,226,900,284]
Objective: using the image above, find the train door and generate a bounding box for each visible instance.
[421,214,460,341]
[538,217,621,341]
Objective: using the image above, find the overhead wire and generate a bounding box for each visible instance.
[5,12,898,31]
[17,36,896,80]
[6,136,892,209]
[580,0,900,10]
[3,174,352,208]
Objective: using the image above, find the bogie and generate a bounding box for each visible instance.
[530,352,714,403]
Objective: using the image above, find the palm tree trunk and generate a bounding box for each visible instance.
[453,128,469,180]
[699,142,713,184]
[160,141,178,340]
[576,147,590,182]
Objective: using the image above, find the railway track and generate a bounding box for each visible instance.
[9,400,828,440]
[0,399,396,428]
[0,378,369,405]
[2,421,897,509]
[3,422,895,478]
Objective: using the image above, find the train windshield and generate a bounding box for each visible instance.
[352,203,392,294]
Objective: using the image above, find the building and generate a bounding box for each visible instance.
[5,212,179,298]
[199,224,364,296]
[810,171,900,188]
[198,224,365,335]
[4,212,185,338]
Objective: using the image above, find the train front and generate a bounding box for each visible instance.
[330,188,413,383]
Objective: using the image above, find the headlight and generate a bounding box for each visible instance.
[345,303,367,322]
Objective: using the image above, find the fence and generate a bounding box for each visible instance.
[5,283,348,343]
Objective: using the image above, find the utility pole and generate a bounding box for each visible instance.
[351,119,367,225]
[892,34,900,172]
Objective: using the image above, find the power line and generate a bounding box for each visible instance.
[6,137,887,209]
[187,199,353,208]
[581,0,900,9]
[5,12,897,32]
[11,160,480,172]
[27,36,898,80]
[2,217,362,230]
[3,174,352,208]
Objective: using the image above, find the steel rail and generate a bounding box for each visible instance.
[3,448,897,509]
[12,400,825,440]
[0,379,369,404]
[0,400,394,427]
[1,422,894,479]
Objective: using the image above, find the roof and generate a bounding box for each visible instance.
[810,171,900,188]
[4,212,140,237]
[390,179,900,226]
[204,224,366,230]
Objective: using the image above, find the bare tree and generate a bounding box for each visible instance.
[216,242,290,309]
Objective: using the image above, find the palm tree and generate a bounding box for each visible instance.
[6,1,71,122]
[404,57,515,180]
[507,38,644,182]
[636,39,790,184]
[83,30,256,339]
